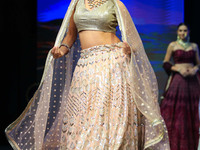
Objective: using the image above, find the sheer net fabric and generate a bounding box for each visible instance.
[5,0,170,149]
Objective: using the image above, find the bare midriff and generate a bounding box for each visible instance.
[174,63,194,70]
[79,30,121,49]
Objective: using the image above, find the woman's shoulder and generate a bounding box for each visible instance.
[191,42,199,50]
[116,0,125,7]
[116,0,123,4]
[168,41,176,48]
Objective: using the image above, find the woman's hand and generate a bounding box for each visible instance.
[187,66,198,76]
[178,68,190,77]
[51,46,69,59]
[123,42,131,55]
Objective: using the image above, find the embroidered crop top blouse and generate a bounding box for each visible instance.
[172,49,196,64]
[74,0,118,33]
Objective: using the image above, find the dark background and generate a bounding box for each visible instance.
[1,0,37,149]
[0,0,199,149]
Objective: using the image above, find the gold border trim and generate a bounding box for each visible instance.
[5,89,40,150]
[144,131,165,149]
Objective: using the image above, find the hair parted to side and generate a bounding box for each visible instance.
[177,23,190,31]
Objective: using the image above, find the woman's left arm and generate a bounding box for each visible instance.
[116,0,132,55]
[189,43,200,75]
[195,44,200,66]
[193,43,200,70]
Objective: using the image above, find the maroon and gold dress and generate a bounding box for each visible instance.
[161,49,200,150]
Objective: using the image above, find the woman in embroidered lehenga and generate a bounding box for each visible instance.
[160,23,200,150]
[5,0,170,149]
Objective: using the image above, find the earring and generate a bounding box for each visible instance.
[177,35,180,41]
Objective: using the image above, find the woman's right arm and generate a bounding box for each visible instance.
[163,42,178,75]
[61,9,78,48]
[51,9,77,59]
[163,42,174,63]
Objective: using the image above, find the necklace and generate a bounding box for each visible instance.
[87,0,108,9]
[177,39,191,50]
[177,35,191,50]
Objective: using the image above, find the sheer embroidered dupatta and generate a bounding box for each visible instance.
[115,1,169,149]
[5,0,169,149]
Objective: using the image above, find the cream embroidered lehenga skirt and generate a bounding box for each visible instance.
[60,42,144,149]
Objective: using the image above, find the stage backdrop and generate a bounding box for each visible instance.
[37,0,184,101]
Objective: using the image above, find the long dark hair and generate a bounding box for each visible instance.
[177,23,190,31]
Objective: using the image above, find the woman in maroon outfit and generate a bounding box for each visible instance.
[160,23,200,150]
